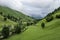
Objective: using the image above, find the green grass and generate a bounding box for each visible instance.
[6,19,60,40]
[0,6,60,40]
[5,9,60,40]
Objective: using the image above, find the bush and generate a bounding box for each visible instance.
[14,25,21,34]
[26,22,30,26]
[2,25,9,38]
[0,12,3,15]
[46,16,53,22]
[7,14,11,19]
[4,17,7,21]
[56,15,60,18]
[41,22,45,29]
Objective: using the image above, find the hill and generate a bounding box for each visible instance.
[0,6,37,39]
[0,6,35,22]
[6,7,60,40]
[0,6,36,28]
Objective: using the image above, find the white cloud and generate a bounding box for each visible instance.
[0,0,60,19]
[0,0,23,11]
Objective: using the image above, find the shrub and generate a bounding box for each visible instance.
[56,15,60,18]
[46,16,53,22]
[4,17,7,21]
[26,22,30,26]
[2,25,9,38]
[7,14,11,19]
[14,25,21,34]
[41,22,45,29]
[0,12,3,15]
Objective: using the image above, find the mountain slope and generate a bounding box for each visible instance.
[0,6,36,29]
[0,6,36,32]
[0,14,17,31]
[0,6,35,23]
[6,7,60,40]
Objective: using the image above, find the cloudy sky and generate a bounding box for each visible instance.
[0,0,60,19]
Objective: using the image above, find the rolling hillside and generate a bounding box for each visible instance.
[6,7,60,40]
[0,14,17,31]
[0,6,36,28]
[0,6,37,39]
[0,6,35,22]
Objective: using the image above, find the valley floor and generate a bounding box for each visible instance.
[6,19,60,40]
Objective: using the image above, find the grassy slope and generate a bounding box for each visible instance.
[0,15,17,31]
[0,6,35,30]
[6,9,60,40]
[0,6,34,22]
[0,6,19,30]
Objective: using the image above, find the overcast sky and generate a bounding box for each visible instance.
[0,0,60,19]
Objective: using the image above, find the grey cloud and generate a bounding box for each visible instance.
[0,0,60,19]
[21,0,60,18]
